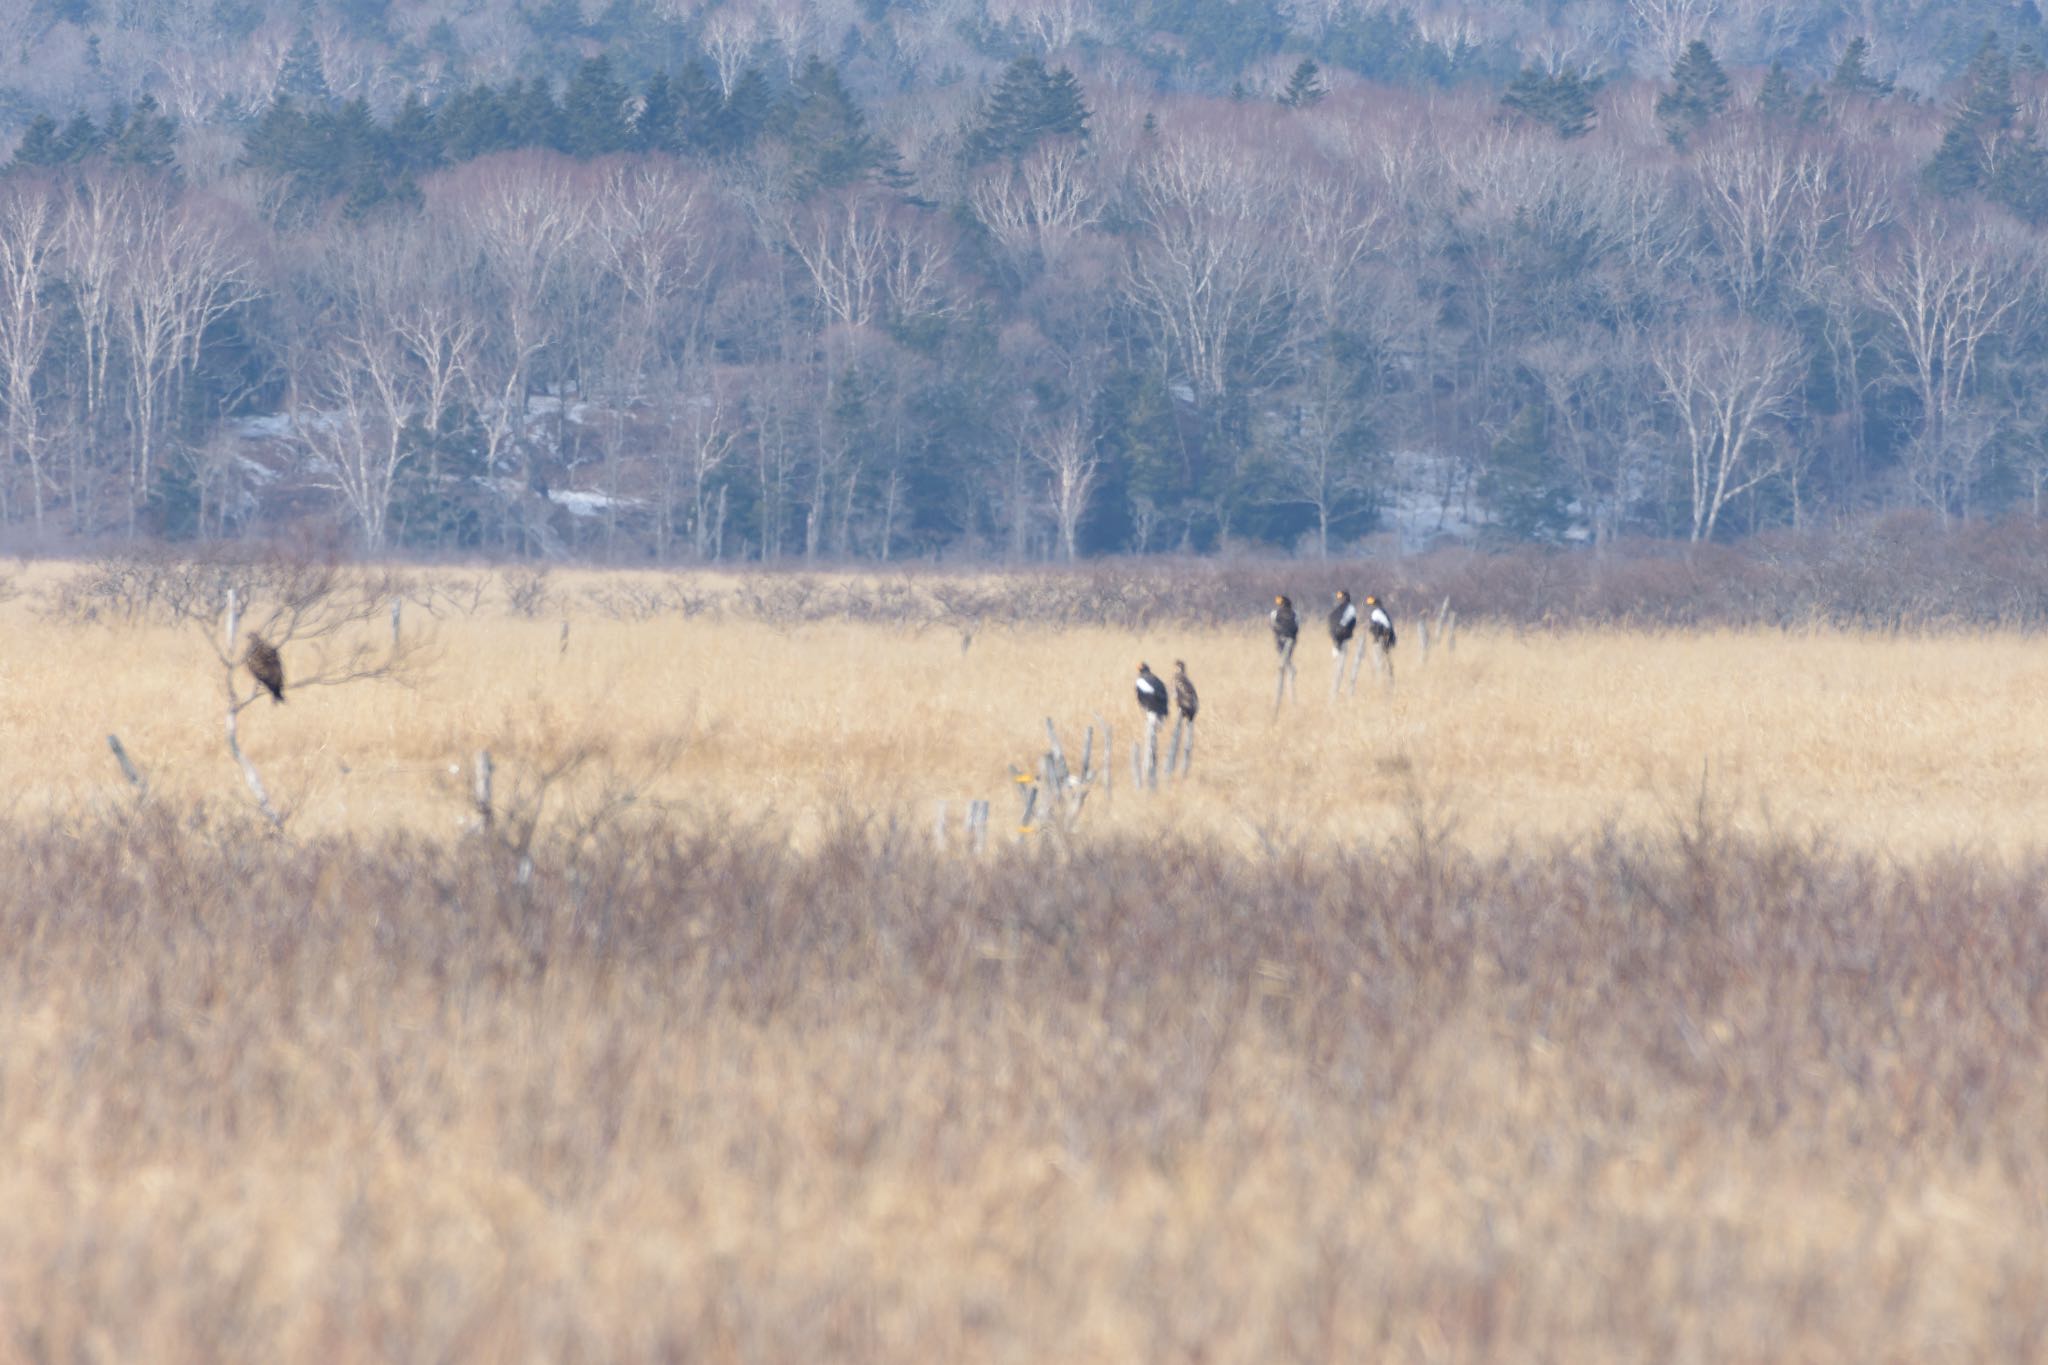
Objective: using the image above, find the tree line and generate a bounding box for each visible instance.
[5,32,2048,559]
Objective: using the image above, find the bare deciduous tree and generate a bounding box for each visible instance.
[1266,341,1374,557]
[169,553,420,829]
[970,139,1102,278]
[1692,117,1831,309]
[1860,210,2034,468]
[783,190,891,331]
[987,0,1100,52]
[1124,127,1291,400]
[437,155,594,553]
[0,182,57,532]
[290,225,479,550]
[1522,331,1657,546]
[1033,408,1100,561]
[113,189,261,539]
[589,164,713,557]
[701,3,759,98]
[1651,315,1801,541]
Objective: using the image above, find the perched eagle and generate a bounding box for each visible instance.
[245,635,285,704]
[1134,662,1169,720]
[1172,660,1199,722]
[1366,594,1396,650]
[1329,589,1357,657]
[1270,595,1298,654]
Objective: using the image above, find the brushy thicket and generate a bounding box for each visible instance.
[4,808,2046,1359]
[709,514,2048,631]
[37,511,2048,635]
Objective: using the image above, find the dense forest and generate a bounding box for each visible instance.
[2,0,2048,558]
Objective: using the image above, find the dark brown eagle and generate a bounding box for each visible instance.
[1172,660,1199,722]
[245,635,285,704]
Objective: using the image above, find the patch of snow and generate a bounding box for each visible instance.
[549,489,643,516]
[231,413,294,440]
[1381,449,1485,551]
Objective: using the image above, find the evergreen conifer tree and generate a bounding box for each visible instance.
[707,68,773,155]
[278,28,332,104]
[1655,39,1730,146]
[1755,60,1799,118]
[1829,36,1894,97]
[634,72,683,153]
[1040,65,1090,139]
[1502,66,1594,137]
[504,77,565,151]
[108,95,177,171]
[9,116,68,169]
[967,57,1091,162]
[1280,58,1326,108]
[387,91,444,174]
[1926,32,2019,198]
[59,111,101,161]
[563,56,631,156]
[783,56,897,189]
[438,83,515,160]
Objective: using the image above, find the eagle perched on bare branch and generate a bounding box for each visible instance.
[245,636,285,704]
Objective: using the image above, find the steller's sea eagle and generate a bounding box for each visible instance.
[1135,662,1169,720]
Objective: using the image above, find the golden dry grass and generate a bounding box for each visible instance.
[7,561,2048,856]
[6,560,2048,1363]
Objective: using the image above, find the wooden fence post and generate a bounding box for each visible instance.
[473,749,494,830]
[106,733,147,801]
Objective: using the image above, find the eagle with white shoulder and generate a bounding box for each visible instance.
[1366,594,1396,650]
[1328,589,1357,658]
[1134,662,1169,720]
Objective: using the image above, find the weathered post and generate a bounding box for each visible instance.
[473,748,494,830]
[1099,715,1114,802]
[107,733,147,801]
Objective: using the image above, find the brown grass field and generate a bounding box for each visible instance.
[2,559,2047,1361]
[9,562,2048,855]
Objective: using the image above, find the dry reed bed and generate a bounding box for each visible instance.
[29,514,2048,635]
[2,812,2045,1361]
[15,592,2048,854]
